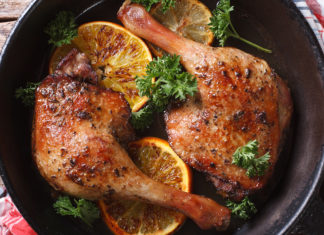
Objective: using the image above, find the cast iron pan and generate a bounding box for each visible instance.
[0,0,324,234]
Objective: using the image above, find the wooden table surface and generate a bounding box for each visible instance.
[0,0,31,52]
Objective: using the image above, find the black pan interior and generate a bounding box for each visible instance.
[0,0,324,234]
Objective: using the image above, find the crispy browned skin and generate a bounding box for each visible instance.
[33,74,135,199]
[118,3,293,201]
[33,50,230,230]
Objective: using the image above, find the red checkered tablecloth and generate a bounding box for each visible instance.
[296,0,324,49]
[0,194,36,235]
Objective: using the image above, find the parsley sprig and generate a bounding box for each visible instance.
[232,140,270,178]
[132,55,197,129]
[44,11,78,47]
[226,197,257,220]
[53,196,100,226]
[15,82,40,107]
[131,0,176,12]
[208,0,271,53]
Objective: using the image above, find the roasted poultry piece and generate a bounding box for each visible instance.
[118,2,293,201]
[32,49,230,230]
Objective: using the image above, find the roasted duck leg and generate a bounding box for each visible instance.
[33,49,230,230]
[118,3,293,201]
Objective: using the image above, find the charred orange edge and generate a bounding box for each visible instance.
[99,137,192,235]
[128,137,192,193]
[48,21,152,113]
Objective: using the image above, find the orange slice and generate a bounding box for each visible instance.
[148,0,214,57]
[49,21,152,112]
[99,137,192,235]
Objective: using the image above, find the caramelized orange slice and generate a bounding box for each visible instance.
[148,0,214,57]
[99,137,192,235]
[49,21,152,112]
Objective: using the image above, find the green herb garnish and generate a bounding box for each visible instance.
[232,139,270,178]
[53,196,100,226]
[15,82,41,107]
[44,11,78,47]
[226,197,257,220]
[131,0,176,12]
[208,0,271,53]
[132,54,197,129]
[131,105,154,130]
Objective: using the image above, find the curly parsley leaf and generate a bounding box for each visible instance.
[226,197,257,220]
[232,139,270,178]
[53,196,100,226]
[131,104,154,130]
[160,0,176,12]
[15,82,41,107]
[172,73,198,100]
[132,55,197,130]
[44,11,78,47]
[131,0,176,12]
[208,0,271,53]
[208,0,233,47]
